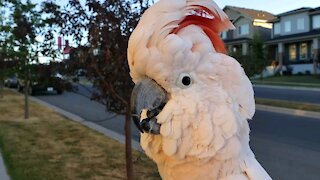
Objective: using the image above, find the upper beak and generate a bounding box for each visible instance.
[130,78,168,134]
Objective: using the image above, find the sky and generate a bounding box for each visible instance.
[26,0,320,63]
[30,0,320,15]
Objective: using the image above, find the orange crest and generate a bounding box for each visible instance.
[171,6,227,54]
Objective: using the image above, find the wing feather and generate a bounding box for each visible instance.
[242,150,272,180]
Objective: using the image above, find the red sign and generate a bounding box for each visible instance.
[58,36,62,50]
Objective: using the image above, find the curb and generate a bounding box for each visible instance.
[30,96,143,152]
[0,152,10,180]
[253,84,320,92]
[256,104,320,120]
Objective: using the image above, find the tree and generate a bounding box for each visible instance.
[249,34,269,79]
[41,0,153,179]
[0,0,56,118]
[0,1,13,98]
[231,34,269,78]
[4,0,41,118]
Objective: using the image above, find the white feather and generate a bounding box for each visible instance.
[129,0,270,179]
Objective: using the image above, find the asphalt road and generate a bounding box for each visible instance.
[254,85,320,104]
[36,85,320,180]
[250,111,320,180]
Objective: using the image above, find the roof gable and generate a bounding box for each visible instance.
[224,6,275,21]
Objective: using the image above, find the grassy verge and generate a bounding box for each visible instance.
[256,98,320,112]
[0,90,160,180]
[252,75,320,88]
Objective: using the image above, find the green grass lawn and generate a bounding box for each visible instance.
[0,90,160,180]
[256,98,320,112]
[252,75,320,88]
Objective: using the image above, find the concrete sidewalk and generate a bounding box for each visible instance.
[253,84,320,92]
[0,152,10,180]
[256,104,320,120]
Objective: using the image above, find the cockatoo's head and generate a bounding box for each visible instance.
[128,0,255,161]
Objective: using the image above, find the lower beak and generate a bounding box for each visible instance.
[130,78,168,134]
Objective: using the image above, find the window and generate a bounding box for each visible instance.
[289,44,297,60]
[238,24,249,35]
[233,47,237,53]
[313,15,320,29]
[274,23,280,35]
[297,18,305,30]
[300,43,308,60]
[284,21,291,33]
[221,31,227,39]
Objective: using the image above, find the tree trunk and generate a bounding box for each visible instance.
[313,49,318,77]
[125,108,134,180]
[0,80,3,99]
[24,69,29,119]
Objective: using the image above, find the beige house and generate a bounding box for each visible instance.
[222,6,275,55]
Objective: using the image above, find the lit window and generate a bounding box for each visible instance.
[313,15,320,29]
[233,47,237,53]
[238,24,249,35]
[297,18,305,30]
[289,44,296,60]
[285,21,291,33]
[300,43,308,60]
[274,23,280,35]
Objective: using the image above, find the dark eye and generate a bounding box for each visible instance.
[177,73,192,88]
[182,76,191,86]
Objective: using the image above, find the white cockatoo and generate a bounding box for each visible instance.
[129,0,271,179]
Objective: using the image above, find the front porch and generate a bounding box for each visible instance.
[225,38,250,55]
[267,37,320,75]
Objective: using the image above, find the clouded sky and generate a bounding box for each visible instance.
[31,0,320,15]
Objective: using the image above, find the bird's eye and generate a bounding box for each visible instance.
[177,73,192,88]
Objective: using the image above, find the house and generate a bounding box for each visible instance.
[222,6,275,55]
[266,7,320,75]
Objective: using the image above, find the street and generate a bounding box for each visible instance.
[250,111,320,180]
[36,85,320,180]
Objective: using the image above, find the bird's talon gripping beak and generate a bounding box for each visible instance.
[131,78,168,134]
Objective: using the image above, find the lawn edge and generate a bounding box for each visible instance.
[256,104,320,120]
[2,88,144,152]
[29,95,143,152]
[252,81,320,89]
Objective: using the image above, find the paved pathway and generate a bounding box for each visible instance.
[0,152,10,180]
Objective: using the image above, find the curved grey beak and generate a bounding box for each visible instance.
[131,78,168,134]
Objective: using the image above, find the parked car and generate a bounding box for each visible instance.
[4,75,18,88]
[17,75,66,95]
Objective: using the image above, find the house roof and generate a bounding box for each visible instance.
[224,6,275,21]
[224,37,252,45]
[310,6,320,15]
[268,7,320,23]
[266,29,320,44]
[277,7,312,16]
